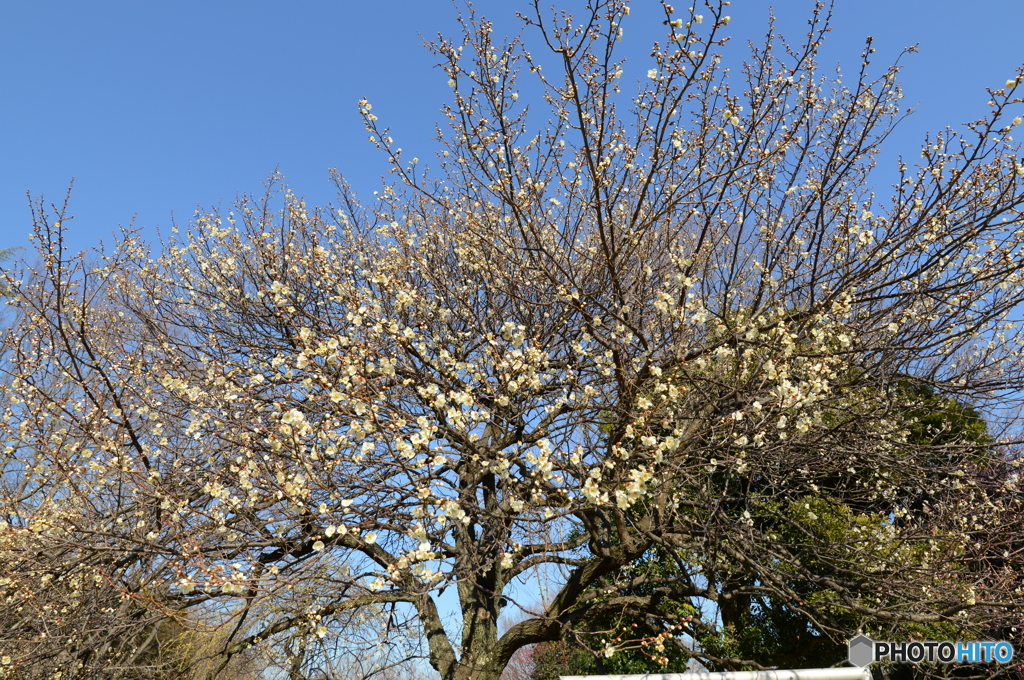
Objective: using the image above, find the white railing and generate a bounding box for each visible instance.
[560,668,871,680]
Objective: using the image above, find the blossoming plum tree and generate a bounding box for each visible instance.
[3,1,1024,678]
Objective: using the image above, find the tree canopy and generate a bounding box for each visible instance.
[526,385,1018,678]
[3,1,1024,679]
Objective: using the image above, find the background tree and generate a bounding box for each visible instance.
[3,1,1024,679]
[0,247,16,286]
[526,387,1021,678]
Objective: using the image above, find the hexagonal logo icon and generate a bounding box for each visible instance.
[848,634,875,668]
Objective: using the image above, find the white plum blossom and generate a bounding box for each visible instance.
[5,3,1024,678]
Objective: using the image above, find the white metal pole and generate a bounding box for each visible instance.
[559,668,871,680]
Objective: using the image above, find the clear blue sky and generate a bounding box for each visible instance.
[4,0,1024,257]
